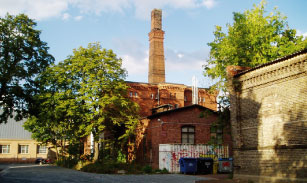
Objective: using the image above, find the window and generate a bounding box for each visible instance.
[37,145,47,154]
[184,96,187,101]
[181,126,195,144]
[19,145,29,154]
[135,92,138,97]
[129,92,133,97]
[151,93,154,99]
[170,93,172,98]
[203,98,205,102]
[0,145,10,154]
[210,125,223,145]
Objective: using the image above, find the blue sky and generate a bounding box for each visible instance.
[1,0,306,87]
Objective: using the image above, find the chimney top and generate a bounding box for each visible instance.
[151,9,162,31]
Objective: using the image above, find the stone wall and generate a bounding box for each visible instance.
[227,50,307,182]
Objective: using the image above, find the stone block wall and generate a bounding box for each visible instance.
[227,50,307,182]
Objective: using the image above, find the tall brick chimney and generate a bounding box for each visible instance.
[148,9,165,84]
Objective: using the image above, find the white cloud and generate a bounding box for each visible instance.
[74,15,83,21]
[62,13,71,20]
[297,30,307,39]
[0,0,217,20]
[70,0,131,15]
[112,38,148,75]
[133,0,217,19]
[202,0,217,9]
[0,0,69,20]
[113,38,207,78]
[165,48,205,71]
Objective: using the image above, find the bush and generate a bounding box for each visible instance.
[154,168,169,174]
[142,165,152,174]
[56,157,78,168]
[161,168,169,174]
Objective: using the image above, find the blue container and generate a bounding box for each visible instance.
[179,158,197,174]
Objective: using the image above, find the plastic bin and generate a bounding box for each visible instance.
[218,158,233,173]
[197,158,213,174]
[179,158,197,174]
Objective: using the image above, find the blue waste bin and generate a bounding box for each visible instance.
[197,158,213,174]
[218,158,233,173]
[179,158,197,174]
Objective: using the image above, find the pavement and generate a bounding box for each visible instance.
[0,164,216,183]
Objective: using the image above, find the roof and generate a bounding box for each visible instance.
[147,104,217,119]
[125,81,210,90]
[0,116,32,140]
[234,48,307,77]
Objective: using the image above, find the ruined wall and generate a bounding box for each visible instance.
[127,82,217,117]
[228,50,307,182]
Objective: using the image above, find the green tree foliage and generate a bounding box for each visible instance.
[0,14,54,123]
[24,43,139,160]
[204,0,307,90]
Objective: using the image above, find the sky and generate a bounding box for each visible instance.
[1,0,306,88]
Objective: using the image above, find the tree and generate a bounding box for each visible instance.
[25,43,139,160]
[0,14,54,123]
[204,0,307,91]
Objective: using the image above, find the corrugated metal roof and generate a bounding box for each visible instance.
[0,116,32,140]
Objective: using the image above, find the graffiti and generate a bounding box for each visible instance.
[159,144,229,173]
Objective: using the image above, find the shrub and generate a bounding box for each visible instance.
[142,165,152,174]
[161,168,169,174]
[56,157,78,168]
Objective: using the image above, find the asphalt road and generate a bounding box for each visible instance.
[0,164,211,183]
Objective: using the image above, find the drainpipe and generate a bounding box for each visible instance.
[158,88,160,106]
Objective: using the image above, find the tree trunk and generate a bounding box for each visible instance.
[93,141,99,161]
[54,142,59,161]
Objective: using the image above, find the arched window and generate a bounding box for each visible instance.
[181,126,195,144]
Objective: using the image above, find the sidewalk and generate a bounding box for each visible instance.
[194,174,249,183]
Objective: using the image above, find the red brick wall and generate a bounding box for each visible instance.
[127,82,218,117]
[137,106,224,169]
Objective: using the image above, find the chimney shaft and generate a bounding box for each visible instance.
[148,9,165,84]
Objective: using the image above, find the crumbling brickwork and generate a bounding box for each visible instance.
[227,50,307,182]
[127,82,217,117]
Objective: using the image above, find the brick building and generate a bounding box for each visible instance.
[83,9,228,167]
[227,49,307,182]
[134,105,231,169]
[126,9,218,117]
[125,9,231,169]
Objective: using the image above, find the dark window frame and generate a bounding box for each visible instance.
[181,126,195,144]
